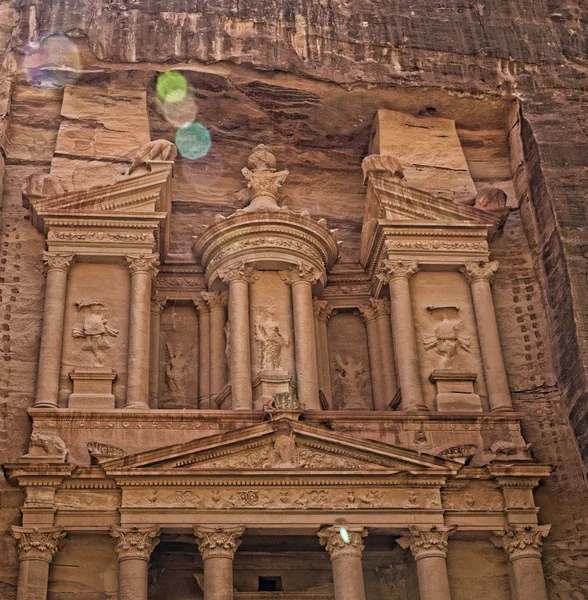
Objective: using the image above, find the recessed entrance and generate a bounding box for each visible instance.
[259,576,283,591]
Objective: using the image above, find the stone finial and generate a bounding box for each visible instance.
[128,139,178,174]
[241,144,289,211]
[475,187,507,211]
[491,525,551,560]
[12,526,66,563]
[397,525,456,560]
[376,259,419,283]
[194,525,245,560]
[110,525,160,561]
[22,172,65,202]
[318,521,368,560]
[461,260,499,284]
[278,263,320,286]
[361,154,404,184]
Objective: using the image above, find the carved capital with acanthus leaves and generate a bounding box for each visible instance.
[194,525,245,561]
[397,525,456,560]
[218,261,260,284]
[461,260,499,284]
[312,298,334,322]
[318,523,368,560]
[278,263,321,286]
[150,298,166,315]
[12,526,66,563]
[490,525,550,561]
[376,259,419,283]
[110,525,160,561]
[370,297,391,317]
[358,304,377,323]
[201,290,229,311]
[42,251,75,275]
[125,254,159,279]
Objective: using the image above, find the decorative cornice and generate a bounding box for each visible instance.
[397,525,456,560]
[201,291,229,310]
[318,522,368,560]
[461,260,499,284]
[125,254,159,278]
[218,262,260,284]
[278,263,320,286]
[110,525,160,561]
[491,525,551,561]
[194,525,245,560]
[42,251,75,275]
[12,526,66,563]
[376,259,419,283]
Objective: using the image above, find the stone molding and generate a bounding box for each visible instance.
[194,525,245,560]
[201,290,229,310]
[397,525,456,560]
[318,523,368,560]
[125,253,159,278]
[490,525,551,561]
[218,261,260,284]
[279,263,321,286]
[11,526,66,563]
[109,525,160,561]
[376,259,419,282]
[42,251,75,275]
[461,260,499,284]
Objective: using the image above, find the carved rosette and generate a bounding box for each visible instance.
[201,291,229,311]
[370,297,391,317]
[42,251,75,275]
[12,526,66,563]
[461,260,499,284]
[218,262,260,284]
[110,525,160,561]
[318,524,368,560]
[278,263,321,286]
[376,259,419,283]
[491,525,551,561]
[194,525,245,560]
[397,525,456,560]
[125,254,159,279]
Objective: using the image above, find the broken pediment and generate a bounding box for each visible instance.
[101,417,461,476]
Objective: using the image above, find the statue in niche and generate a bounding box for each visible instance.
[332,354,367,410]
[164,342,194,398]
[255,322,290,372]
[72,302,119,365]
[240,144,289,211]
[423,306,471,369]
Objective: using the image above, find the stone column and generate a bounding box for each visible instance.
[202,291,229,406]
[317,301,334,408]
[397,525,456,600]
[12,526,65,600]
[279,264,321,410]
[461,261,513,412]
[318,523,368,600]
[371,298,399,406]
[125,254,159,409]
[491,525,551,600]
[194,298,211,409]
[219,263,258,410]
[377,260,426,411]
[358,304,385,411]
[194,525,245,600]
[110,525,160,600]
[149,299,165,408]
[313,299,325,398]
[34,252,75,408]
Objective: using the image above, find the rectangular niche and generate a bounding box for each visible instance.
[159,303,199,409]
[327,311,374,410]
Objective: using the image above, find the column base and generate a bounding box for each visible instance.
[32,401,59,409]
[123,402,150,410]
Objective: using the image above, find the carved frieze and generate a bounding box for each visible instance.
[47,231,155,244]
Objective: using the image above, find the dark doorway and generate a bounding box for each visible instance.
[258,576,283,591]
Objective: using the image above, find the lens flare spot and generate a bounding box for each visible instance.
[24,34,81,89]
[157,71,188,103]
[339,527,350,544]
[162,90,198,128]
[176,123,212,160]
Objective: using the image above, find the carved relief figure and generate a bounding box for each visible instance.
[332,354,367,409]
[72,302,119,365]
[164,342,193,398]
[423,306,470,369]
[255,322,290,372]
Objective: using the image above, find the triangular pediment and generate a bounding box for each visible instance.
[102,417,461,476]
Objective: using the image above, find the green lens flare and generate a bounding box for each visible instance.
[157,71,188,103]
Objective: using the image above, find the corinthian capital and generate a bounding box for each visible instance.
[313,299,334,322]
[318,523,368,560]
[218,262,260,284]
[110,525,160,561]
[397,525,456,560]
[194,525,245,560]
[42,251,75,275]
[201,290,229,310]
[461,260,499,284]
[370,297,391,317]
[377,259,419,283]
[12,526,66,563]
[357,304,377,323]
[491,525,550,561]
[278,263,320,286]
[125,254,159,278]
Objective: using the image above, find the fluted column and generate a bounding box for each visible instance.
[125,254,159,409]
[279,264,321,410]
[34,252,75,408]
[194,525,245,600]
[194,298,211,409]
[491,526,551,600]
[202,291,228,406]
[397,525,456,600]
[371,298,398,405]
[149,299,165,408]
[110,525,160,600]
[12,526,65,600]
[358,304,385,410]
[461,261,513,411]
[318,523,368,600]
[377,260,426,411]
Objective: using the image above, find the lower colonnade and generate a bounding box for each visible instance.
[11,522,551,600]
